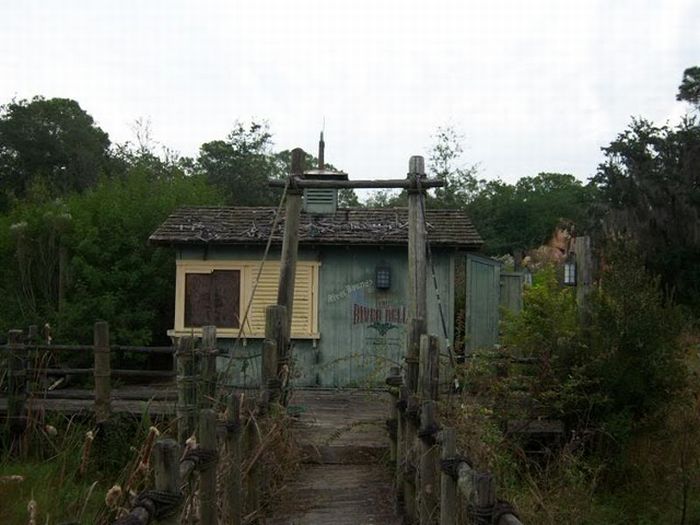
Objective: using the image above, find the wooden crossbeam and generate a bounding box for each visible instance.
[268,176,444,189]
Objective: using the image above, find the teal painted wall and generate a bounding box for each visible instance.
[177,244,454,387]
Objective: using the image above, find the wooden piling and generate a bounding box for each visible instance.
[176,336,197,444]
[386,366,402,462]
[419,400,439,525]
[440,428,457,525]
[396,385,408,511]
[198,409,218,525]
[6,329,27,438]
[419,334,440,402]
[93,321,111,424]
[474,472,496,525]
[153,438,181,525]
[404,393,419,524]
[200,326,218,409]
[246,421,262,519]
[225,393,243,525]
[264,305,287,404]
[406,317,426,397]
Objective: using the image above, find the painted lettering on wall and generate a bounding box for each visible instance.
[327,279,374,304]
[352,304,407,325]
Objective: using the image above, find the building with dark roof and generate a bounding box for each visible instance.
[150,147,484,387]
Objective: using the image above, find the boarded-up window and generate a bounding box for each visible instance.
[185,270,240,328]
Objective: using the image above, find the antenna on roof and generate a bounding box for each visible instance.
[318,126,325,170]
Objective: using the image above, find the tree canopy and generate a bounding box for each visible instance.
[0,97,113,208]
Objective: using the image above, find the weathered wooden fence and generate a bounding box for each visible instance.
[1,322,175,430]
[387,334,524,525]
[113,322,288,525]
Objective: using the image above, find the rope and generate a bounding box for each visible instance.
[224,420,241,434]
[416,176,456,370]
[113,489,182,524]
[440,455,470,479]
[216,178,290,397]
[181,447,218,471]
[417,422,441,445]
[492,501,520,524]
[467,502,495,524]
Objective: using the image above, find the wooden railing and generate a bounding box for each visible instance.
[1,322,176,427]
[386,333,524,525]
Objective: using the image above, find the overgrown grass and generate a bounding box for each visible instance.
[0,409,171,524]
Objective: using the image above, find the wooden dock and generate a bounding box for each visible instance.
[269,389,401,525]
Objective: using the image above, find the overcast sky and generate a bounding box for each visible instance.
[1,0,698,187]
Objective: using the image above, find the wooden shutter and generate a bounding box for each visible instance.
[185,270,240,328]
[246,263,317,337]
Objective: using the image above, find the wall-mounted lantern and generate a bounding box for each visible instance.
[563,252,577,286]
[375,265,391,290]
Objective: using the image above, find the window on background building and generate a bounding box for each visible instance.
[174,261,319,338]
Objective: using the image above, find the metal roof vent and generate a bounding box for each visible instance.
[302,131,348,214]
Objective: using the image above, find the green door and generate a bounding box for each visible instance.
[465,254,501,353]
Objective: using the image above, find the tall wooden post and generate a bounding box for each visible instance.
[176,336,197,444]
[153,439,182,525]
[440,428,457,525]
[93,321,111,424]
[199,409,218,525]
[408,155,428,325]
[275,147,304,403]
[200,326,218,409]
[6,329,27,442]
[225,393,243,525]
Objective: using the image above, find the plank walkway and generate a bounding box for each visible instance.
[269,390,401,525]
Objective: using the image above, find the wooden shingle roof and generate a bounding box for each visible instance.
[149,206,483,249]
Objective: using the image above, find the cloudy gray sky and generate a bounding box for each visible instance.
[2,0,698,187]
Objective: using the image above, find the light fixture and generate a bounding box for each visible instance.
[375,265,391,290]
[563,252,576,286]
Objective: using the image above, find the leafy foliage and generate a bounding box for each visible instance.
[0,164,220,344]
[470,173,594,256]
[0,97,113,208]
[677,66,700,108]
[197,120,284,205]
[592,116,700,310]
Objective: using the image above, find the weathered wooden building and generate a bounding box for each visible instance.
[150,175,483,387]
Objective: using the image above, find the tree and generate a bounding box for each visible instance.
[677,66,700,109]
[427,125,480,208]
[591,116,700,309]
[468,173,593,256]
[0,154,220,344]
[197,121,284,206]
[0,97,112,206]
